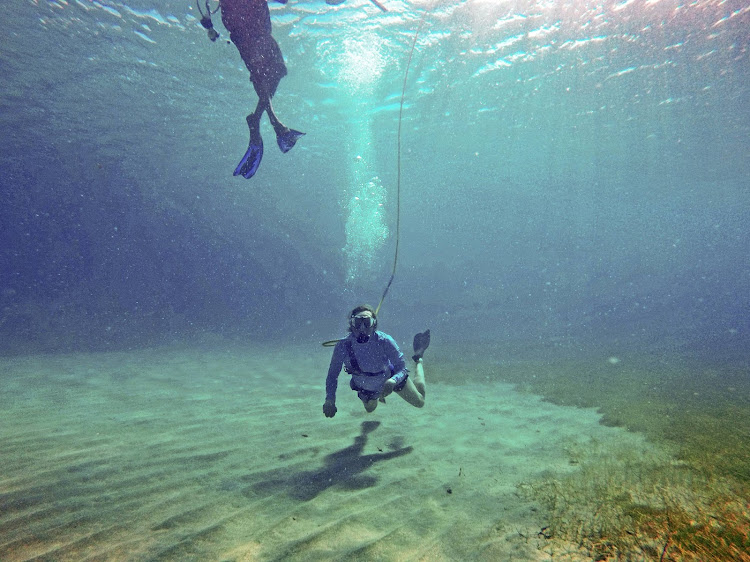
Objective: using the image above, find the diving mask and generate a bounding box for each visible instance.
[350,314,375,332]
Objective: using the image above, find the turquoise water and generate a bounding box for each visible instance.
[2,0,747,354]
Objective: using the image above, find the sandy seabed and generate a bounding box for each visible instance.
[0,343,674,561]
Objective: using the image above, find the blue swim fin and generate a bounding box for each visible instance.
[234,135,264,179]
[276,128,305,154]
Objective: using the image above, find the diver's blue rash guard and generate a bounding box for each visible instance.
[325,331,408,402]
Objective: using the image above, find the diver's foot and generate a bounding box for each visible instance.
[233,137,264,179]
[276,127,305,153]
[412,329,430,362]
[234,124,264,178]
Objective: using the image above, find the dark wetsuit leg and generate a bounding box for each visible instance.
[221,0,287,101]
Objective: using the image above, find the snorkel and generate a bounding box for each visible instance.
[368,0,388,11]
[326,0,388,12]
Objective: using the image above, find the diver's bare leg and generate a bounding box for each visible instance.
[247,96,268,134]
[265,100,279,126]
[395,378,425,408]
[265,98,305,153]
[412,358,426,398]
[395,360,426,408]
[265,99,286,132]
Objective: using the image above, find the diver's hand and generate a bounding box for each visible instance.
[381,378,397,399]
[323,400,337,418]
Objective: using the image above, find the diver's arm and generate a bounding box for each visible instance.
[325,342,345,401]
[380,334,408,397]
[383,333,407,379]
[324,341,345,417]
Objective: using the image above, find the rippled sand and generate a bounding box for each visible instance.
[0,344,672,561]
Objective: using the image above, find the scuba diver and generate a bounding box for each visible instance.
[323,305,430,418]
[197,0,305,179]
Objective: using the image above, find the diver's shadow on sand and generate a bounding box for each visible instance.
[243,421,412,502]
